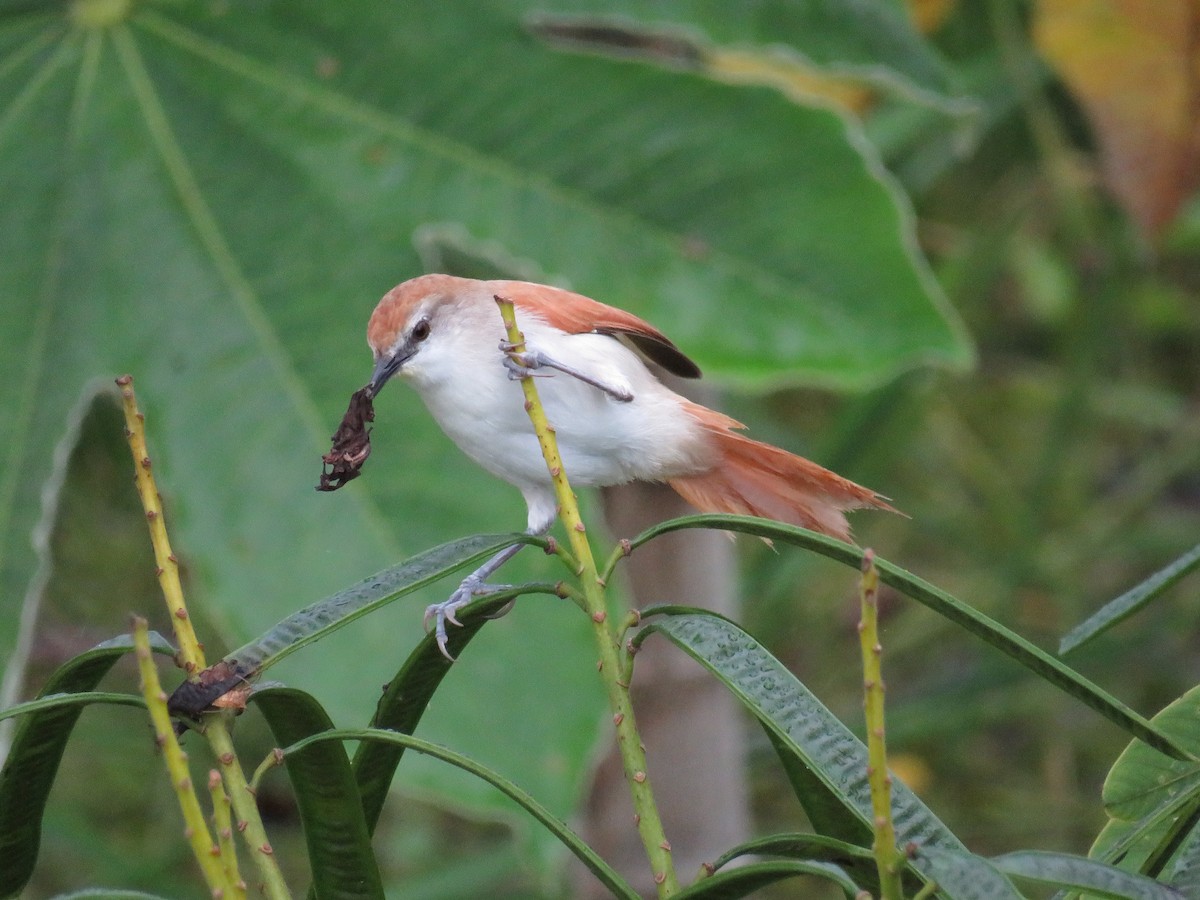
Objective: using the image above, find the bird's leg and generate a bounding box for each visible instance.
[424,542,526,660]
[500,340,634,403]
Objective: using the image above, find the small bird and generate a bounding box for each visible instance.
[366,274,893,655]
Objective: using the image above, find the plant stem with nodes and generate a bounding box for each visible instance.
[132,615,236,896]
[118,375,290,899]
[859,549,904,900]
[495,296,679,896]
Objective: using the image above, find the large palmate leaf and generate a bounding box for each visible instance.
[0,0,970,833]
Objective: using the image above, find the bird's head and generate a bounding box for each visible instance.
[366,273,480,397]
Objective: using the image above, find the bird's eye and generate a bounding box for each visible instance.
[411,318,431,342]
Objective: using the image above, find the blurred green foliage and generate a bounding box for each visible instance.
[3,0,1199,896]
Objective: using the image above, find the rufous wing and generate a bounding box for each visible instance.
[498,280,702,379]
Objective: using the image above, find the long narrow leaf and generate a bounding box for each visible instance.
[0,632,174,898]
[629,514,1192,760]
[0,691,147,722]
[169,534,529,714]
[634,609,1019,897]
[225,534,527,673]
[994,850,1185,899]
[1060,544,1200,654]
[249,687,384,899]
[51,891,179,899]
[708,832,878,885]
[673,860,862,898]
[762,725,872,847]
[1166,818,1200,894]
[351,587,558,833]
[914,848,1022,899]
[281,727,637,899]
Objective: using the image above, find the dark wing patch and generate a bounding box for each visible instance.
[600,329,702,379]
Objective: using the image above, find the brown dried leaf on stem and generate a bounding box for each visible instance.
[317,385,375,491]
[167,659,252,720]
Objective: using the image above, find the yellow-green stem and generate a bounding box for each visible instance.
[495,296,679,896]
[132,616,229,895]
[859,549,903,900]
[207,715,291,899]
[208,769,247,896]
[117,375,207,677]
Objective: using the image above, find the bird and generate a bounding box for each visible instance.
[365,274,894,656]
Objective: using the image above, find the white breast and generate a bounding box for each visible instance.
[400,304,714,497]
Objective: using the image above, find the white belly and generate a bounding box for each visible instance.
[411,329,712,494]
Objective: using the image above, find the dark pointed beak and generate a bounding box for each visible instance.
[367,348,410,398]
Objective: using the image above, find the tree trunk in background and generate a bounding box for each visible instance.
[573,447,750,895]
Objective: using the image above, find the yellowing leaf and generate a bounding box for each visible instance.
[1034,0,1200,238]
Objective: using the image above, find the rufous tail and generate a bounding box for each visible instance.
[667,404,896,543]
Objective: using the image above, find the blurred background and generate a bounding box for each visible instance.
[1,0,1198,896]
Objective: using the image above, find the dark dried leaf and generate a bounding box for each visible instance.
[317,386,375,491]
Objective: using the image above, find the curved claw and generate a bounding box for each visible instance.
[424,576,516,661]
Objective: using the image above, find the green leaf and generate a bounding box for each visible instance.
[1090,789,1200,878]
[280,727,638,900]
[762,725,873,847]
[249,687,384,900]
[633,608,964,890]
[1166,819,1200,893]
[0,631,173,899]
[529,0,954,98]
[631,513,1194,760]
[993,849,1185,899]
[1,0,968,828]
[223,533,528,676]
[1092,684,1200,881]
[1104,686,1200,821]
[49,891,179,900]
[911,848,1023,899]
[673,860,862,899]
[0,691,146,722]
[1060,544,1200,654]
[349,588,555,834]
[708,832,879,889]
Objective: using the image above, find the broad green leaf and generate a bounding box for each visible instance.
[1090,789,1200,877]
[631,513,1193,760]
[1104,685,1200,821]
[994,849,1184,899]
[280,727,638,900]
[634,608,964,891]
[1091,684,1200,882]
[1,0,969,831]
[0,632,173,899]
[673,860,862,898]
[528,0,954,99]
[1060,544,1200,654]
[249,687,384,900]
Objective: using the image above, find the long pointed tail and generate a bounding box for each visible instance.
[667,405,895,543]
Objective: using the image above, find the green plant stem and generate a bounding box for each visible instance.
[208,769,246,894]
[117,375,207,676]
[132,616,231,895]
[120,374,290,897]
[858,550,903,900]
[207,713,292,900]
[495,295,679,896]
